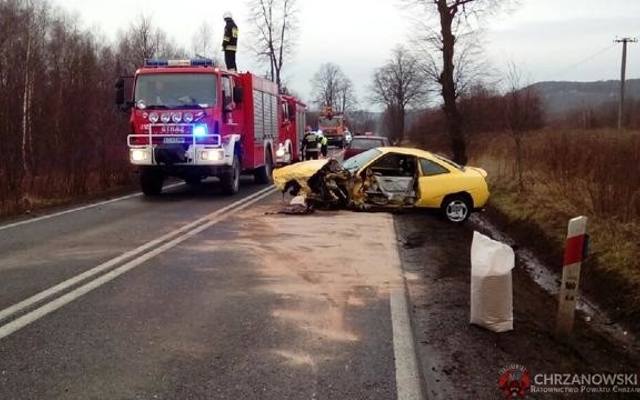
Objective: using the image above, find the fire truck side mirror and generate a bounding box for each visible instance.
[233,87,244,104]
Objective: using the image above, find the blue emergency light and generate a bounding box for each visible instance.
[193,124,208,138]
[144,58,215,68]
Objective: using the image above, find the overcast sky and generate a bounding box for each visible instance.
[61,0,640,106]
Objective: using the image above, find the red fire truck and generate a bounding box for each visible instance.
[115,59,305,196]
[276,95,307,165]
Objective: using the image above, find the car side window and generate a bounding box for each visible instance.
[369,154,417,177]
[420,158,449,177]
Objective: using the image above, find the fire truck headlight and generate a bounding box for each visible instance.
[200,149,224,161]
[183,112,194,123]
[149,112,159,123]
[171,112,182,123]
[160,113,171,123]
[276,146,286,158]
[130,149,149,162]
[193,125,208,138]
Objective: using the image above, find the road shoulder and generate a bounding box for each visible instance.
[395,212,640,400]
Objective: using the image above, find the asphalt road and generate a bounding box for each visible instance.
[0,174,421,399]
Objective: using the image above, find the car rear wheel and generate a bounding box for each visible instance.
[442,195,472,223]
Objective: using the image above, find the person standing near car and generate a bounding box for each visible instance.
[319,132,328,158]
[222,12,238,71]
[302,129,320,160]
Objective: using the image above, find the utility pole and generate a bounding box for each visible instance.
[615,37,637,130]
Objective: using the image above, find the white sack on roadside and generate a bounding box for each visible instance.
[470,231,515,333]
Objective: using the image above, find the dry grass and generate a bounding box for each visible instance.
[465,129,640,326]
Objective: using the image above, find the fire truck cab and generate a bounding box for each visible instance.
[116,59,287,196]
[318,106,348,148]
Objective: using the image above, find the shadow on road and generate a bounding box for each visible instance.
[142,176,266,203]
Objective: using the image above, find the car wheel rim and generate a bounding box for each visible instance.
[446,200,468,222]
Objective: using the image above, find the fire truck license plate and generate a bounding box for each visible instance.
[163,137,185,144]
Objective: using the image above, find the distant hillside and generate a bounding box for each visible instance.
[530,79,640,116]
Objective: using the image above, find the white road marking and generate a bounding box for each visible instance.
[0,186,274,325]
[388,215,424,400]
[0,187,275,340]
[391,288,425,400]
[0,183,185,232]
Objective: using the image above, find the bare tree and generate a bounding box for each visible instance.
[247,0,298,91]
[349,110,380,134]
[504,63,544,191]
[116,15,185,73]
[370,46,428,143]
[311,63,356,113]
[408,0,513,164]
[191,21,218,62]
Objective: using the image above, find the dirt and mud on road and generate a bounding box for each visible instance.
[395,211,640,399]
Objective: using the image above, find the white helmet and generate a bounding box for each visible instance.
[223,11,233,19]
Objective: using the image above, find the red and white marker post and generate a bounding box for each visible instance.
[556,216,589,337]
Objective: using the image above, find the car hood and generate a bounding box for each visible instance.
[273,159,332,192]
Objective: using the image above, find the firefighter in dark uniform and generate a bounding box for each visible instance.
[301,128,320,160]
[222,12,238,71]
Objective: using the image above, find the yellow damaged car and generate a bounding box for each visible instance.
[273,147,490,223]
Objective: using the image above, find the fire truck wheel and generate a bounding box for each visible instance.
[140,168,164,196]
[221,155,241,195]
[185,176,202,186]
[254,150,274,184]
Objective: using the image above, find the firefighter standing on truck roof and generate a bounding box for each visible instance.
[222,12,238,71]
[301,128,320,160]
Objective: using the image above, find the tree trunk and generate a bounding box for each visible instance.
[21,19,33,200]
[398,106,405,144]
[514,134,524,191]
[437,1,467,165]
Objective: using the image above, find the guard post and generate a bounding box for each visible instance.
[556,216,589,337]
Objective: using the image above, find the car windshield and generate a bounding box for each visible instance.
[342,148,382,172]
[134,73,217,109]
[350,138,385,150]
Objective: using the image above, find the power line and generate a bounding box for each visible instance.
[543,43,617,81]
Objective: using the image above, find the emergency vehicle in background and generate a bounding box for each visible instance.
[318,106,348,148]
[277,94,307,165]
[115,59,306,196]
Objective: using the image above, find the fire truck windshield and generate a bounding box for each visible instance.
[134,73,217,110]
[319,118,341,128]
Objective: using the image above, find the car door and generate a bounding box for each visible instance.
[364,153,418,206]
[416,158,455,208]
